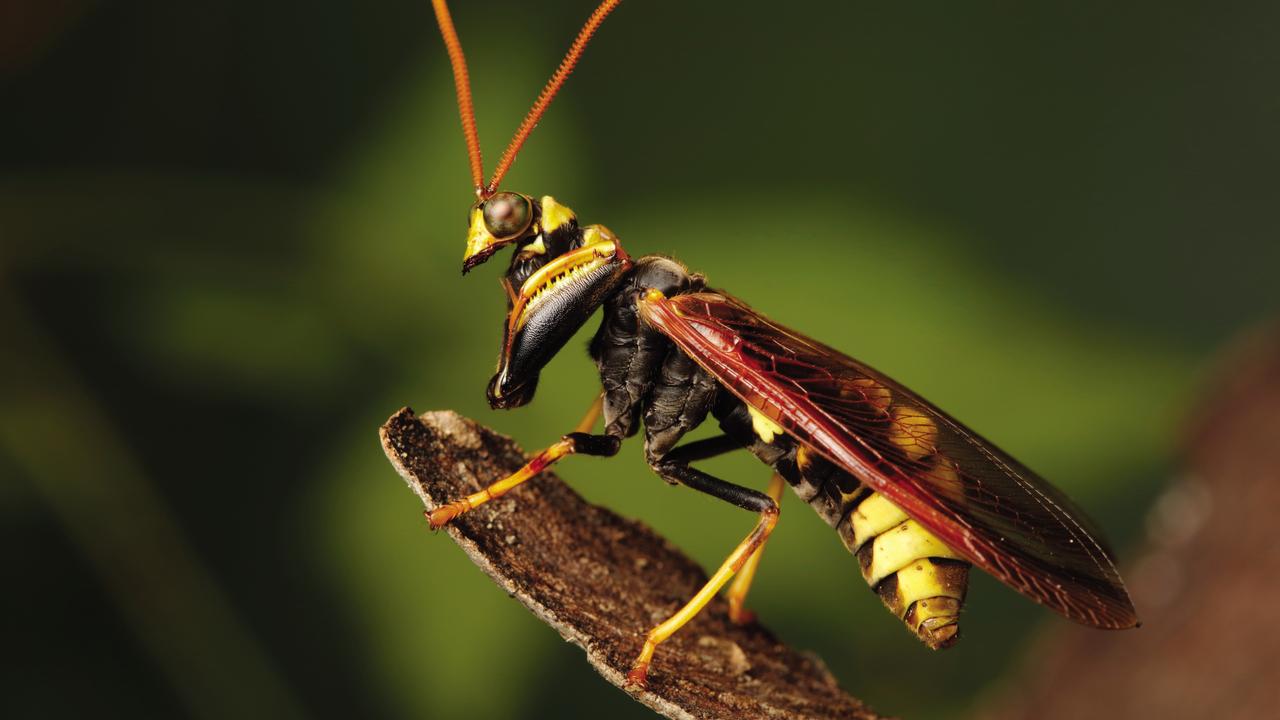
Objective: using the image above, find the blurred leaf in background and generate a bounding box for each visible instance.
[3,2,1277,719]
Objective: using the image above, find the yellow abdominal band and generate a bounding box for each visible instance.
[846,492,970,649]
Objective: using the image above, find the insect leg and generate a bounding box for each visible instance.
[657,433,743,462]
[427,394,618,529]
[625,457,779,689]
[664,404,790,623]
[573,391,604,433]
[726,472,785,624]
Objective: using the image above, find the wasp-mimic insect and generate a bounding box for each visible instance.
[426,0,1138,689]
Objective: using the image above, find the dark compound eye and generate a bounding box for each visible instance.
[482,192,532,240]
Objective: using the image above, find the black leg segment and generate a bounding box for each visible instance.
[651,451,777,514]
[563,432,622,457]
[662,434,745,464]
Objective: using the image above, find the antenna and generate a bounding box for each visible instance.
[431,0,485,195]
[485,0,622,196]
[431,0,624,200]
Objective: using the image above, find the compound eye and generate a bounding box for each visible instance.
[482,192,533,240]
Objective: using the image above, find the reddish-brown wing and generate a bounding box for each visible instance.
[638,290,1137,629]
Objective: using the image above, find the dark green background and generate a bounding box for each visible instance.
[4,2,1276,718]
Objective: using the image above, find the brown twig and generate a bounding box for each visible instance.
[380,408,887,720]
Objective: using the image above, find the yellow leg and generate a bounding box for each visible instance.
[427,391,604,529]
[625,499,780,689]
[574,391,604,433]
[427,437,573,528]
[726,472,785,624]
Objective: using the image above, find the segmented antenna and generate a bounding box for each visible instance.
[486,0,623,196]
[431,0,485,195]
[431,0,623,200]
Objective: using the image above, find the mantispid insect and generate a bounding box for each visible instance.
[427,0,1138,689]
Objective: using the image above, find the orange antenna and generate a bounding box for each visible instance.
[485,0,623,196]
[431,0,485,196]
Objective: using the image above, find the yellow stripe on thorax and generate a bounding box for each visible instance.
[748,406,785,443]
[539,196,576,232]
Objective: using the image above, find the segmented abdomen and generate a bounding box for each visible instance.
[796,445,971,649]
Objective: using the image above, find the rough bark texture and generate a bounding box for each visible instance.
[980,326,1280,720]
[380,408,886,720]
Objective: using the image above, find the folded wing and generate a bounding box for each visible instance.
[639,291,1137,629]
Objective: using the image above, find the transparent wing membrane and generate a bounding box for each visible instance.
[641,291,1138,629]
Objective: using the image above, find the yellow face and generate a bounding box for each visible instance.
[462,192,536,272]
[462,194,586,273]
[465,194,635,410]
[463,206,497,269]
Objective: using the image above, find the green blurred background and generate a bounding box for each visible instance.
[3,2,1277,718]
